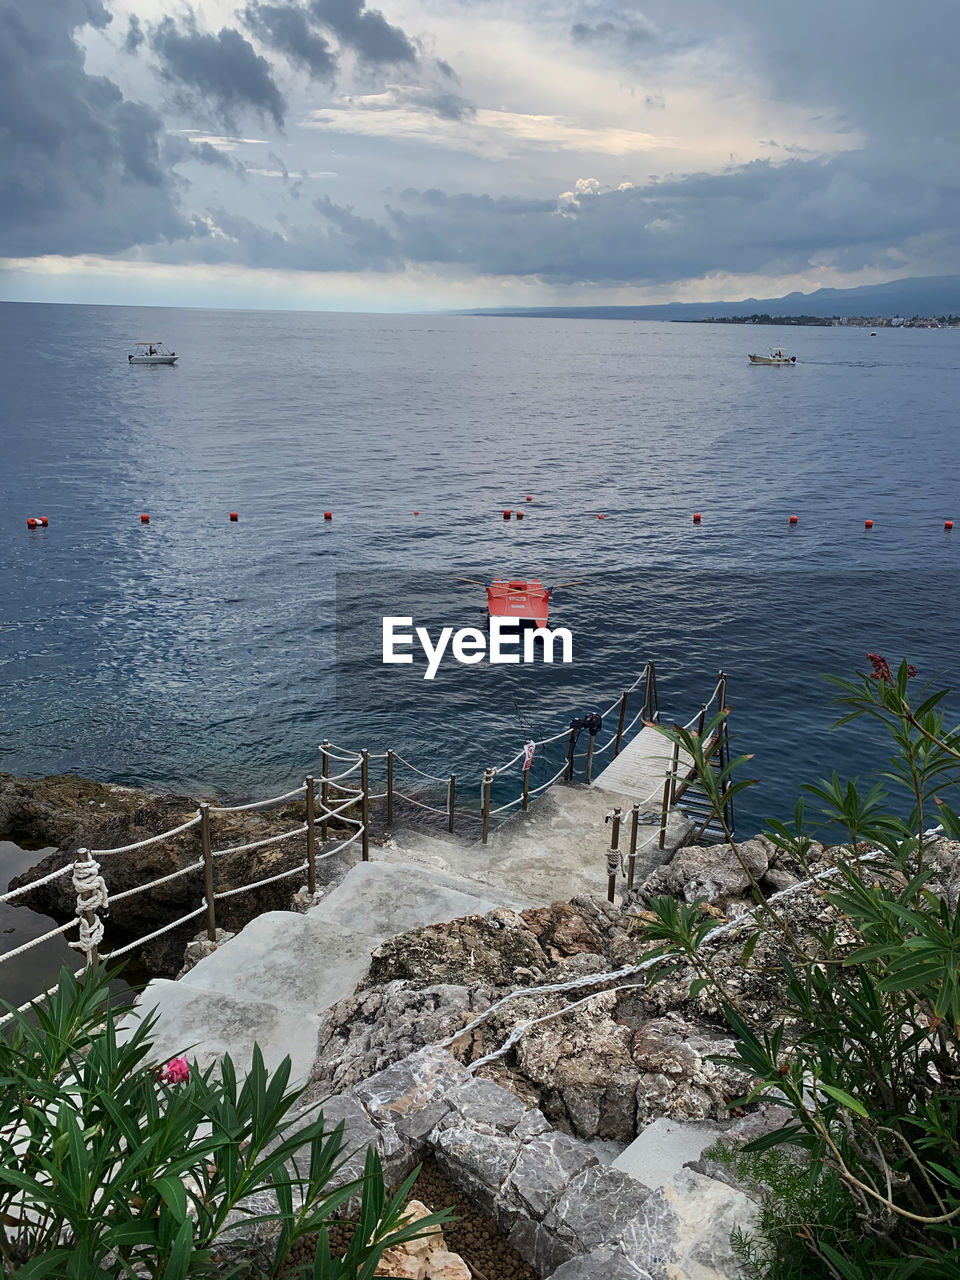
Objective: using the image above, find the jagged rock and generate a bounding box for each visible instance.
[176,928,235,977]
[546,1164,651,1253]
[7,779,357,975]
[372,1200,468,1279]
[760,866,800,893]
[423,1250,470,1280]
[504,1132,598,1219]
[548,1243,654,1279]
[308,983,492,1099]
[618,1166,759,1279]
[0,772,157,849]
[639,837,778,910]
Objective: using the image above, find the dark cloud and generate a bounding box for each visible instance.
[571,2,658,51]
[0,0,190,257]
[380,142,960,284]
[376,85,475,120]
[150,16,286,129]
[309,0,418,65]
[155,199,402,273]
[242,2,338,81]
[123,14,144,54]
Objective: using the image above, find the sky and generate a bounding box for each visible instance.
[1,0,959,311]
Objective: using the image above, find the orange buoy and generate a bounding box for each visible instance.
[789,515,798,524]
[38,517,48,526]
[692,512,701,524]
[413,510,419,516]
[946,520,954,530]
[516,510,524,520]
[864,519,874,528]
[140,513,150,524]
[229,511,238,522]
[26,517,38,529]
[526,494,533,502]
[503,509,511,519]
[324,511,332,521]
[598,513,606,520]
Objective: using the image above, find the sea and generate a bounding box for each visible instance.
[1,300,959,1001]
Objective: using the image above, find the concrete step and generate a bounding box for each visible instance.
[178,910,381,1011]
[126,977,323,1086]
[309,860,531,936]
[611,1117,725,1188]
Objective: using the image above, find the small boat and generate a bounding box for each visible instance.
[748,350,796,365]
[486,578,552,628]
[128,342,178,365]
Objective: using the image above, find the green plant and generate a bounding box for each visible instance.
[635,660,960,1279]
[0,966,451,1279]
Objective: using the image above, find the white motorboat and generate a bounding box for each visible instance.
[748,349,796,365]
[128,342,178,365]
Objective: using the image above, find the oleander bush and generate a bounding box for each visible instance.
[638,658,960,1279]
[0,967,450,1278]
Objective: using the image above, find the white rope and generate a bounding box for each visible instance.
[88,813,202,857]
[489,795,524,817]
[68,858,108,959]
[390,752,451,784]
[323,759,365,784]
[319,741,363,759]
[0,917,80,963]
[0,861,76,904]
[99,905,208,960]
[210,784,306,815]
[0,965,87,1028]
[392,790,452,817]
[211,824,307,859]
[444,848,888,1069]
[319,792,363,818]
[109,858,206,903]
[525,762,570,799]
[213,861,310,900]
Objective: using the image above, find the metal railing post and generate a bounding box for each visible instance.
[481,770,492,844]
[448,774,456,834]
[606,806,621,904]
[628,801,640,889]
[564,727,577,781]
[386,749,394,827]
[614,690,628,757]
[75,847,101,968]
[522,766,530,811]
[669,739,680,804]
[658,772,672,851]
[360,750,370,861]
[305,776,317,895]
[320,740,330,842]
[200,802,217,942]
[585,733,595,785]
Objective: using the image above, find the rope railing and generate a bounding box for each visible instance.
[0,762,374,986]
[2,662,720,1011]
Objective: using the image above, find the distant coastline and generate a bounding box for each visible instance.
[689,313,960,328]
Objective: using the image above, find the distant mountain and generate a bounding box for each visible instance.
[464,275,960,322]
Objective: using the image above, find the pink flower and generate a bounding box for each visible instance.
[159,1056,190,1085]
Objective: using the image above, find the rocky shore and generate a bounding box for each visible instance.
[0,772,357,974]
[306,834,960,1144]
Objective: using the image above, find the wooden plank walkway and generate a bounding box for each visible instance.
[591,724,689,808]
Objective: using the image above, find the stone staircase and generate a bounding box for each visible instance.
[120,780,693,1086]
[120,859,529,1084]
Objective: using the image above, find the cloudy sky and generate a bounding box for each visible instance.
[2,0,958,310]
